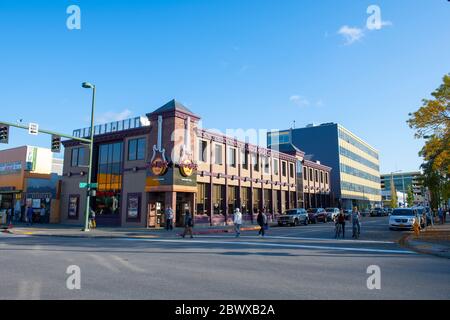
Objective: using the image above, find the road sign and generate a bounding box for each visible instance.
[79,182,98,189]
[28,123,39,135]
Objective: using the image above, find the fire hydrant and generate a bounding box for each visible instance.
[413,219,420,237]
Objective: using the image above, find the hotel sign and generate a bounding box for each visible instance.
[0,161,22,175]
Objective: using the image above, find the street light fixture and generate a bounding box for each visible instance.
[82,81,96,232]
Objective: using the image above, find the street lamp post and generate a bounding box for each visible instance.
[82,82,96,232]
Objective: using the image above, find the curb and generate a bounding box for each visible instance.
[399,233,450,259]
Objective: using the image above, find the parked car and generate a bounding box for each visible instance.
[389,208,421,230]
[277,208,309,226]
[361,208,370,217]
[325,208,340,221]
[307,208,327,223]
[370,207,385,217]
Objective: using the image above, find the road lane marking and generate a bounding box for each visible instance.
[88,254,120,273]
[119,238,415,254]
[109,254,146,273]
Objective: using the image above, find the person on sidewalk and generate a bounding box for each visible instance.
[165,205,174,231]
[337,209,346,238]
[438,208,444,225]
[351,206,361,239]
[39,204,46,224]
[89,208,96,229]
[233,208,242,238]
[6,207,13,226]
[181,210,194,238]
[257,210,267,237]
[26,206,34,226]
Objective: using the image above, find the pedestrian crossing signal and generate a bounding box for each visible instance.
[0,124,9,144]
[51,135,61,153]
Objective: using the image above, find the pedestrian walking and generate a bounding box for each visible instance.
[89,208,96,229]
[336,209,346,238]
[165,205,174,231]
[438,208,444,225]
[6,207,13,226]
[351,206,361,239]
[39,204,46,224]
[233,208,242,237]
[26,206,34,226]
[181,210,193,238]
[257,210,267,237]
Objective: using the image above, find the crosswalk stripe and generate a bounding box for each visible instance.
[194,235,396,244]
[119,238,415,254]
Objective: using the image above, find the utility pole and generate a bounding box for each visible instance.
[81,82,96,232]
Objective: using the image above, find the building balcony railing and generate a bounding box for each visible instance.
[72,116,150,138]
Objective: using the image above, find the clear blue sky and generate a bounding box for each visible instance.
[1,0,449,174]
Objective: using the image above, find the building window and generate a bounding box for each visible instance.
[228,186,237,213]
[95,142,123,216]
[241,149,249,169]
[71,147,85,167]
[273,159,279,175]
[252,188,261,213]
[128,138,146,161]
[228,147,236,168]
[213,184,224,215]
[241,187,250,214]
[315,170,318,182]
[126,193,141,222]
[325,172,329,184]
[282,161,287,177]
[214,144,223,165]
[196,183,210,215]
[320,171,324,183]
[303,167,307,181]
[68,195,80,220]
[264,157,270,174]
[289,163,294,178]
[252,154,259,172]
[198,140,208,162]
[309,168,313,181]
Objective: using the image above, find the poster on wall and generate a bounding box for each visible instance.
[68,196,78,218]
[127,194,139,219]
[32,199,41,208]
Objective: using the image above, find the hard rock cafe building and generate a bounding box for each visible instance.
[60,100,332,227]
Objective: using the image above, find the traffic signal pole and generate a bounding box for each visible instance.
[0,120,91,144]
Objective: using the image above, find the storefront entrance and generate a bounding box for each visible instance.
[175,192,192,227]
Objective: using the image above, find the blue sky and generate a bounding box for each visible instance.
[0,0,449,174]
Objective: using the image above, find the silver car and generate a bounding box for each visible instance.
[278,208,309,226]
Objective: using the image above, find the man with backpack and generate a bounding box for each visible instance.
[181,210,194,239]
[257,209,268,237]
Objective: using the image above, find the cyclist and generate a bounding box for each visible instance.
[335,210,346,239]
[351,206,361,239]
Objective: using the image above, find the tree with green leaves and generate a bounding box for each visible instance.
[390,175,398,208]
[408,73,450,209]
[406,184,414,207]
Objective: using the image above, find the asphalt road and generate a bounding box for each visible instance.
[1,216,449,299]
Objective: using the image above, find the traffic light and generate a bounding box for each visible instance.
[51,135,61,153]
[0,124,9,144]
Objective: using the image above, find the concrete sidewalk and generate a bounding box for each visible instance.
[1,222,261,239]
[401,222,450,259]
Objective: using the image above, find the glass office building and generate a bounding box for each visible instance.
[268,123,381,209]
